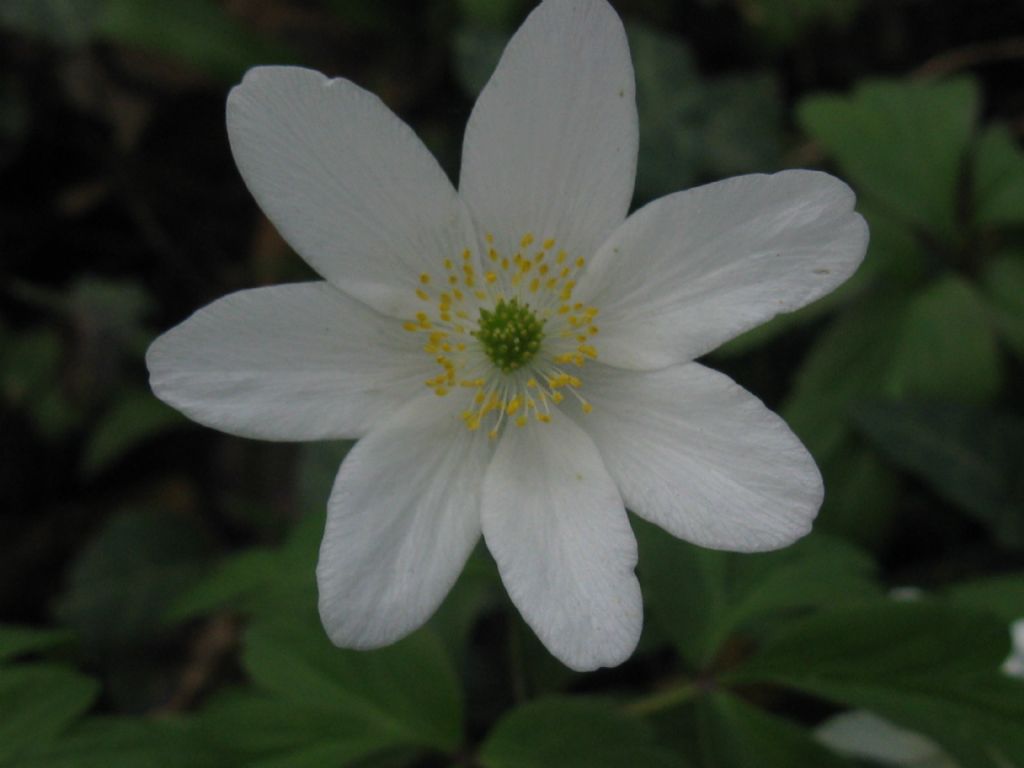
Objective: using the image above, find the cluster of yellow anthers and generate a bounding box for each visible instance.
[402,232,600,438]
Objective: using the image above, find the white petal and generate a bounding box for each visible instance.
[227,66,478,318]
[816,711,952,767]
[459,0,637,261]
[317,392,489,648]
[577,170,868,369]
[571,363,821,552]
[481,410,641,671]
[146,282,428,441]
[1003,618,1024,679]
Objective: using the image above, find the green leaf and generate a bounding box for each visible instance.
[730,602,1024,768]
[96,0,295,82]
[456,0,527,28]
[783,291,907,458]
[859,204,930,285]
[165,475,330,625]
[250,743,414,768]
[165,505,323,626]
[886,276,1002,402]
[785,275,1001,465]
[479,697,680,768]
[736,0,862,47]
[244,616,462,753]
[946,574,1024,625]
[321,0,393,33]
[194,689,396,767]
[777,293,905,544]
[505,610,581,699]
[0,321,77,438]
[781,276,1002,544]
[628,24,704,199]
[16,717,222,768]
[973,124,1024,228]
[698,73,782,177]
[0,625,73,663]
[628,25,782,203]
[0,327,62,408]
[732,601,1007,685]
[54,510,211,652]
[68,277,154,354]
[981,250,1024,357]
[635,519,879,669]
[11,276,153,357]
[164,549,287,624]
[81,391,185,477]
[854,401,1024,548]
[0,664,98,764]
[693,693,855,768]
[799,78,977,239]
[814,439,901,547]
[428,546,500,662]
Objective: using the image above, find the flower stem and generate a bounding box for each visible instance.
[624,680,701,717]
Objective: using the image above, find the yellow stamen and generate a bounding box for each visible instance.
[405,235,601,436]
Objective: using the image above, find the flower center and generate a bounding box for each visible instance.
[402,232,599,437]
[474,298,545,373]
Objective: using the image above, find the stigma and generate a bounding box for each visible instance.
[402,232,599,437]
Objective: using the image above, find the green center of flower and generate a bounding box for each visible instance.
[403,233,600,436]
[474,298,545,373]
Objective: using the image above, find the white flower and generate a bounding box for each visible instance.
[1002,618,1024,679]
[818,620,1024,768]
[146,0,867,670]
[817,711,958,768]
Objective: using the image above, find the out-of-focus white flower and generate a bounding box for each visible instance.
[817,710,958,768]
[146,0,867,670]
[1002,618,1024,679]
[818,618,1024,767]
[889,586,926,602]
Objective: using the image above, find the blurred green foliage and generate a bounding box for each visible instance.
[1,0,1023,765]
[733,0,863,48]
[479,698,680,768]
[0,0,294,78]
